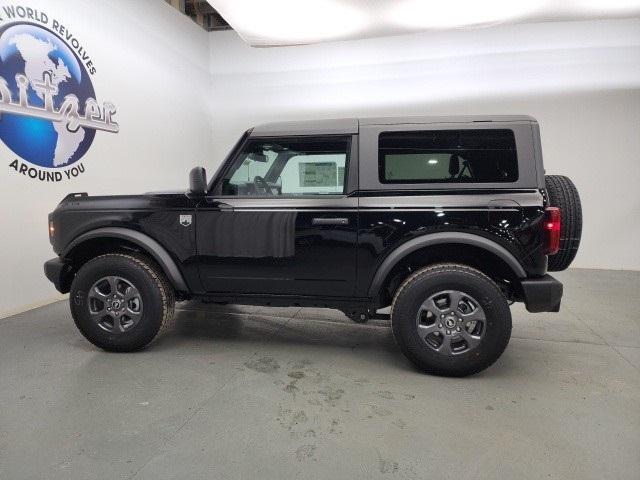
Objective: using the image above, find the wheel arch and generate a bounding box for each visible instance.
[368,232,527,302]
[63,228,189,293]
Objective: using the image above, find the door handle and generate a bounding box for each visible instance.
[312,217,349,226]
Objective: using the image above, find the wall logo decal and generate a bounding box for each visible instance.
[0,5,118,182]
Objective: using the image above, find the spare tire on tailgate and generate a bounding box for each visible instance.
[545,175,582,271]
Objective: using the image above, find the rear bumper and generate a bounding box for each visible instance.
[44,257,73,294]
[520,274,563,313]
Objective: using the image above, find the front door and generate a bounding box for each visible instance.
[196,135,358,297]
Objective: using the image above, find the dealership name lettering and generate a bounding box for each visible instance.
[0,73,119,133]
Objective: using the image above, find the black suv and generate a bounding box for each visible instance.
[44,115,582,376]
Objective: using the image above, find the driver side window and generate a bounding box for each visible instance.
[226,149,278,195]
[220,136,351,196]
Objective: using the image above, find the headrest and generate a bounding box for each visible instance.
[449,154,460,176]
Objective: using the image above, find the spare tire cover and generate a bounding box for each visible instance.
[545,175,582,271]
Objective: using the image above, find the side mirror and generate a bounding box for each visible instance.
[189,167,207,195]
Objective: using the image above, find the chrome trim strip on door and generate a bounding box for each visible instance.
[229,208,519,212]
[230,209,358,212]
[204,191,542,211]
[208,197,359,209]
[359,191,543,208]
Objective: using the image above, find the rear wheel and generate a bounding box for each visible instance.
[545,175,582,271]
[70,253,175,352]
[391,264,511,377]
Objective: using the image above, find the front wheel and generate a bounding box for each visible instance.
[391,264,511,377]
[69,253,175,352]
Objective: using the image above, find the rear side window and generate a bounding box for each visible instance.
[379,129,518,183]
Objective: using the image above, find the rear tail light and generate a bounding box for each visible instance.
[544,207,561,255]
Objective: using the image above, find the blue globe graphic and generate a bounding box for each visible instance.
[0,22,96,168]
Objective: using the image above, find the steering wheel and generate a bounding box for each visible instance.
[253,175,269,195]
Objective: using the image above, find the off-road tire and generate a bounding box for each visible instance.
[545,175,582,271]
[391,264,512,377]
[70,253,175,352]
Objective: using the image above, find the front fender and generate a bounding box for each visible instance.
[63,227,189,292]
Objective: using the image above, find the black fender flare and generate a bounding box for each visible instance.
[367,232,527,297]
[63,227,189,292]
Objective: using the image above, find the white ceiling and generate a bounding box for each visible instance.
[206,0,640,46]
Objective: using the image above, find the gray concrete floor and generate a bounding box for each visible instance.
[0,269,639,480]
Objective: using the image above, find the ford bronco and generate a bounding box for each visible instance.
[44,115,582,376]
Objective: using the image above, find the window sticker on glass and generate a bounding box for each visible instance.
[338,166,345,186]
[299,162,337,187]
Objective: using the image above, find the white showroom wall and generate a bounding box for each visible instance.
[208,18,640,271]
[0,0,212,316]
